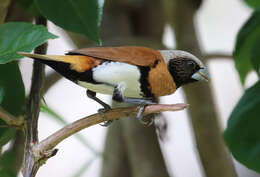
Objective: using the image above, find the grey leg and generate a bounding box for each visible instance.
[112,85,155,125]
[86,90,111,110]
[112,84,155,105]
[86,90,113,126]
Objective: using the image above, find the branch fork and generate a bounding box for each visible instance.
[0,107,24,128]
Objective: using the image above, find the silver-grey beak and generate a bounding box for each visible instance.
[191,67,210,82]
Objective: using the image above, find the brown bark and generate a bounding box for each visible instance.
[23,16,47,177]
[169,0,237,177]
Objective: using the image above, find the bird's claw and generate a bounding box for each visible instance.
[138,116,154,126]
[136,104,154,126]
[98,108,114,127]
[86,90,112,126]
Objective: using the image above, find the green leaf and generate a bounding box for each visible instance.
[0,22,58,64]
[0,62,25,146]
[224,81,260,173]
[233,10,260,84]
[35,0,104,44]
[0,63,25,116]
[40,103,100,155]
[0,150,18,177]
[244,0,260,9]
[251,37,260,76]
[0,129,16,147]
[0,170,15,177]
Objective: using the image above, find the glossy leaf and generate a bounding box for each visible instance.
[244,0,260,8]
[224,81,260,172]
[233,10,260,84]
[0,62,25,146]
[40,103,100,155]
[35,0,104,44]
[0,22,57,64]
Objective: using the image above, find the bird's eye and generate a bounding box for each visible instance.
[187,61,196,69]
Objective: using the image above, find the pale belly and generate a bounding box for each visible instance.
[78,62,144,98]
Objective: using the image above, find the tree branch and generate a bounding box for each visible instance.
[0,107,24,128]
[33,103,188,160]
[204,53,233,60]
[22,16,47,177]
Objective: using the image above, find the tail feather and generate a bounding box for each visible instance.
[17,52,102,72]
[17,52,70,63]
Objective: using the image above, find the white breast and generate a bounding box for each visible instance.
[78,62,143,98]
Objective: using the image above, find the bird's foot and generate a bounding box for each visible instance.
[136,103,155,126]
[121,97,156,126]
[112,86,155,125]
[98,108,114,127]
[86,90,113,126]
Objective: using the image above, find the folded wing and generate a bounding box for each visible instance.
[67,46,164,67]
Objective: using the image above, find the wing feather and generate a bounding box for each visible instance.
[67,46,164,67]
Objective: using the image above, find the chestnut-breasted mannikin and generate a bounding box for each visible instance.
[18,46,209,124]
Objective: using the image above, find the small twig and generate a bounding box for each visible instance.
[33,103,188,157]
[0,107,24,128]
[203,53,233,60]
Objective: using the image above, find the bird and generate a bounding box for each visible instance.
[18,46,209,125]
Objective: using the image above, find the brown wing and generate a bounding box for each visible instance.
[67,46,164,67]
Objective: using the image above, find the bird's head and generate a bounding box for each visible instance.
[160,50,209,88]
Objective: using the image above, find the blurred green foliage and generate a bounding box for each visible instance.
[35,0,104,44]
[224,81,260,172]
[0,63,25,176]
[0,62,25,146]
[244,0,260,9]
[233,10,260,84]
[16,0,40,16]
[0,150,17,177]
[225,1,260,173]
